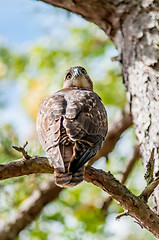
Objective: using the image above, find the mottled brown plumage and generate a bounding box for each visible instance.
[36,66,108,187]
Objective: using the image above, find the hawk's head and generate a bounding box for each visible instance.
[63,66,93,91]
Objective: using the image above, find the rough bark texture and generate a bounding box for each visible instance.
[39,0,159,213]
[0,156,53,180]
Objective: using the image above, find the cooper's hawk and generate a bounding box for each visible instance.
[37,66,108,187]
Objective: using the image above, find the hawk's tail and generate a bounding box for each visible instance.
[54,167,84,187]
[54,144,84,187]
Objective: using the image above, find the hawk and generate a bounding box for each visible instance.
[36,66,108,187]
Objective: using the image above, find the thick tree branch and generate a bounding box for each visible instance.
[39,0,136,37]
[0,154,159,237]
[84,166,159,238]
[0,157,53,180]
[0,178,62,240]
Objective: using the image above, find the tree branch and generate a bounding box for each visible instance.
[140,177,159,203]
[0,156,53,180]
[84,166,159,238]
[38,0,136,37]
[0,178,62,240]
[0,154,159,237]
[144,148,155,185]
[140,149,159,203]
[12,141,31,159]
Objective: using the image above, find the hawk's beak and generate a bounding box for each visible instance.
[75,68,81,77]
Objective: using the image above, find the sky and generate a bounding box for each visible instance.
[0,0,52,139]
[0,0,52,45]
[0,0,87,47]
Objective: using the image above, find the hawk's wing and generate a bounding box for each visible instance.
[64,89,107,140]
[63,89,107,172]
[36,93,66,172]
[36,88,107,174]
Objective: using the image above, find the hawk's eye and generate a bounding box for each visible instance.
[81,68,87,74]
[66,73,72,80]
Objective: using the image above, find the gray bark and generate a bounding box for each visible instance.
[39,0,159,213]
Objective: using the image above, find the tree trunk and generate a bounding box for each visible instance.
[40,0,159,212]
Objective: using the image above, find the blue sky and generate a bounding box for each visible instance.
[0,0,87,47]
[0,0,51,138]
[0,0,49,45]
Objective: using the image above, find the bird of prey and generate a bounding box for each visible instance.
[36,66,108,187]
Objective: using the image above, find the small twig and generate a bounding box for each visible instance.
[111,55,121,62]
[134,220,143,229]
[140,177,159,202]
[144,148,155,184]
[140,148,158,202]
[116,210,129,220]
[12,141,31,159]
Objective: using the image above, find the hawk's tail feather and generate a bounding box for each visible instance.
[69,150,96,174]
[54,168,72,187]
[54,167,84,187]
[69,144,96,174]
[54,142,84,187]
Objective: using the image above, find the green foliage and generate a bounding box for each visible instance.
[71,27,112,58]
[95,70,126,107]
[0,125,19,162]
[75,206,105,233]
[0,47,28,79]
